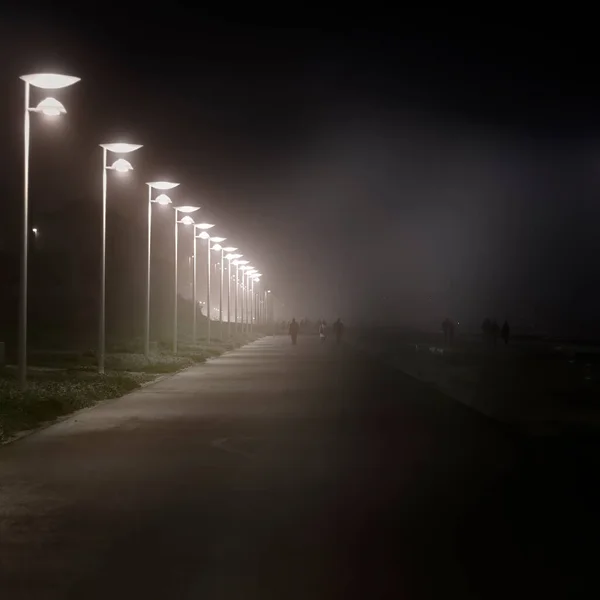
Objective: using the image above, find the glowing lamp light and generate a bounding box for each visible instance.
[155,193,172,205]
[222,246,237,252]
[212,243,223,252]
[175,205,200,213]
[147,181,179,190]
[180,215,195,225]
[233,259,249,266]
[210,236,226,243]
[21,73,80,89]
[195,223,215,229]
[100,143,143,154]
[33,97,67,117]
[197,231,210,240]
[110,158,134,173]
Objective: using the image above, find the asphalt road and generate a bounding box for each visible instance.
[0,335,597,598]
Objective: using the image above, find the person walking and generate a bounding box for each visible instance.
[332,318,344,345]
[319,320,327,342]
[289,318,300,345]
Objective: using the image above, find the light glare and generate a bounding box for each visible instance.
[100,143,143,154]
[110,158,133,173]
[197,231,211,239]
[180,215,195,225]
[195,223,215,229]
[35,97,66,117]
[147,181,179,190]
[155,193,172,205]
[21,73,80,89]
[176,205,200,213]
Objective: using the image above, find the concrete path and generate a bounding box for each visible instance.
[0,335,596,598]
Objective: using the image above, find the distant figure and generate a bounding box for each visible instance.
[289,318,300,345]
[442,319,450,345]
[501,321,510,345]
[491,320,500,347]
[319,320,327,342]
[333,318,344,345]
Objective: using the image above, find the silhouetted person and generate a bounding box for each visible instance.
[319,320,327,342]
[491,320,500,347]
[501,321,510,345]
[289,318,300,345]
[442,319,450,345]
[333,318,344,344]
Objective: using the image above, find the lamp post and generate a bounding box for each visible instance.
[172,206,200,353]
[201,235,225,342]
[252,274,262,331]
[208,238,226,340]
[247,271,258,332]
[193,223,214,344]
[239,266,249,332]
[98,142,142,374]
[145,181,179,357]
[223,250,240,337]
[19,73,80,387]
[232,259,247,333]
[241,266,256,332]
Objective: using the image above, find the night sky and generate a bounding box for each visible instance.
[2,9,600,335]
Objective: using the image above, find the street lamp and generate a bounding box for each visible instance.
[18,73,80,387]
[198,233,225,343]
[193,223,215,344]
[97,142,142,374]
[223,249,239,336]
[235,260,250,331]
[209,238,226,339]
[246,270,258,331]
[173,205,200,353]
[231,258,247,333]
[252,275,262,331]
[145,181,179,357]
[240,265,255,332]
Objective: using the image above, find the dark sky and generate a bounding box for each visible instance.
[3,9,600,333]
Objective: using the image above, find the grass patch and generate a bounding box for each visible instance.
[0,370,151,443]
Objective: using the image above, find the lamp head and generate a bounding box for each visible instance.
[147,181,179,190]
[154,194,172,205]
[33,97,66,117]
[21,73,80,89]
[109,158,134,173]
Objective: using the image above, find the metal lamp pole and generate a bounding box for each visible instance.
[145,182,179,357]
[172,206,200,353]
[219,247,224,338]
[98,143,142,374]
[19,73,80,387]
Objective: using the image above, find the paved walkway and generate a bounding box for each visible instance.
[0,335,595,598]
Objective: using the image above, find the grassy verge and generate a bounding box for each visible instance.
[0,369,155,443]
[0,334,264,443]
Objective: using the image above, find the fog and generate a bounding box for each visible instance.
[2,15,600,341]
